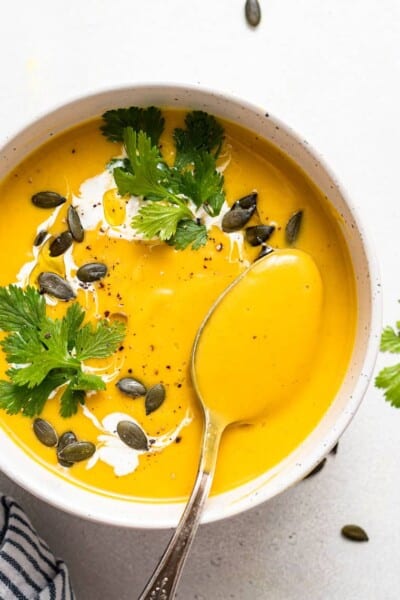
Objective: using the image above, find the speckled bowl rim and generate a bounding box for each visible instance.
[0,83,382,528]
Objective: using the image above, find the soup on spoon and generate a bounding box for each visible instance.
[139,248,323,599]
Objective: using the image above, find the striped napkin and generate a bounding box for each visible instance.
[0,496,75,599]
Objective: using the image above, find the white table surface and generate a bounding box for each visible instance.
[0,1,399,598]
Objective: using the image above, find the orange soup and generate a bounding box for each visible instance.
[0,108,356,501]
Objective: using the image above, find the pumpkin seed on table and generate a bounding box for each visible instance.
[116,377,147,398]
[38,272,76,301]
[33,230,48,247]
[77,262,108,283]
[57,431,77,468]
[330,441,339,455]
[49,231,73,257]
[31,191,66,209]
[117,421,149,451]
[303,457,326,479]
[341,524,369,542]
[245,0,261,27]
[67,206,84,242]
[245,224,275,246]
[285,210,303,245]
[58,441,96,463]
[145,383,166,415]
[33,418,58,447]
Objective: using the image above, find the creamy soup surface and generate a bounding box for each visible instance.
[0,110,356,501]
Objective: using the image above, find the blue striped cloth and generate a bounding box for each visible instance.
[0,496,75,599]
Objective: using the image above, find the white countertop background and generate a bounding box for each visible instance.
[0,1,399,598]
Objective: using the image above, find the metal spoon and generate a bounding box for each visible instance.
[138,250,322,599]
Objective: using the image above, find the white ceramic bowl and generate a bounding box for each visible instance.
[0,84,381,528]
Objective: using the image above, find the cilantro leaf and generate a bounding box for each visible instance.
[174,111,224,168]
[59,371,107,418]
[179,152,225,216]
[113,129,178,203]
[60,385,86,419]
[101,106,165,145]
[375,322,400,408]
[75,320,126,360]
[380,326,400,353]
[0,286,126,417]
[72,371,107,391]
[375,364,400,408]
[132,202,194,241]
[65,302,85,351]
[0,285,46,331]
[169,220,208,250]
[0,372,69,417]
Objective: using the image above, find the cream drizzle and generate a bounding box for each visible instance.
[82,406,192,476]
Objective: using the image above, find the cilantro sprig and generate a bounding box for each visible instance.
[101,106,165,145]
[113,129,180,203]
[0,286,125,418]
[174,110,224,168]
[102,108,226,250]
[375,322,400,408]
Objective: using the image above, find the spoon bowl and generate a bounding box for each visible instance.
[139,249,323,598]
[192,249,323,424]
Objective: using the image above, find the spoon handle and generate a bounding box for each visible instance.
[138,415,223,600]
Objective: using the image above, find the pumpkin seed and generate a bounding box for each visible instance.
[222,193,258,233]
[58,441,96,463]
[117,420,149,451]
[255,244,274,261]
[49,231,73,257]
[245,0,261,27]
[303,457,326,479]
[285,210,303,244]
[31,191,66,209]
[222,207,256,233]
[245,225,275,246]
[67,206,84,242]
[116,377,147,398]
[145,383,166,415]
[77,262,108,283]
[341,525,369,542]
[232,192,258,211]
[38,272,76,301]
[57,431,77,468]
[58,430,77,451]
[33,418,58,447]
[331,441,339,455]
[33,230,48,247]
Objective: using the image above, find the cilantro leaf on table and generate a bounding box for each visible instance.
[375,322,400,408]
[379,325,400,353]
[101,106,165,145]
[0,286,125,417]
[174,111,224,168]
